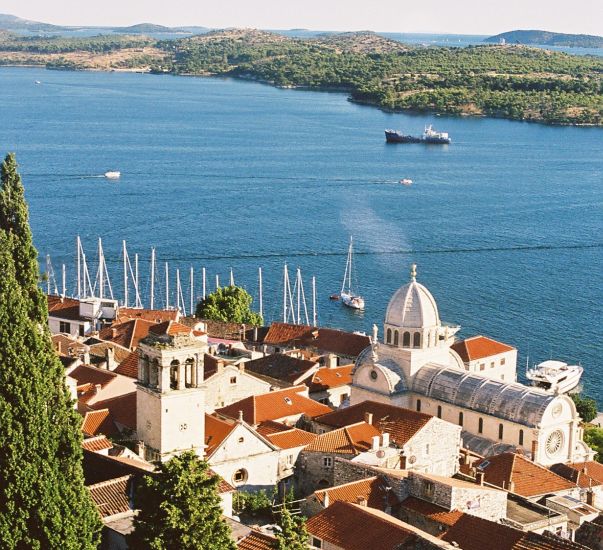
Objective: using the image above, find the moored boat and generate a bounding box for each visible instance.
[339,237,364,311]
[400,178,413,185]
[526,360,583,394]
[104,171,121,179]
[385,125,451,145]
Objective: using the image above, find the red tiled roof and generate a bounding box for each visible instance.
[551,461,603,489]
[315,400,433,446]
[477,453,575,497]
[244,353,318,384]
[215,386,332,425]
[52,333,88,357]
[205,414,237,456]
[304,421,381,455]
[266,428,317,449]
[47,295,84,321]
[83,449,154,485]
[90,392,137,430]
[148,320,192,337]
[82,435,114,452]
[88,341,131,364]
[451,335,515,362]
[308,364,353,392]
[114,351,139,379]
[117,307,180,324]
[314,476,399,511]
[442,513,525,550]
[399,496,463,526]
[88,475,132,519]
[82,409,117,436]
[237,530,276,550]
[297,328,370,357]
[255,420,291,437]
[99,319,156,350]
[306,501,413,550]
[70,364,118,388]
[263,322,311,345]
[211,470,236,494]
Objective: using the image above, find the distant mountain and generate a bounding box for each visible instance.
[0,13,66,32]
[485,29,603,48]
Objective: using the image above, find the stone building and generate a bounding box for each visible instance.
[350,265,593,466]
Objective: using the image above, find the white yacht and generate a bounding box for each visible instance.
[526,360,583,394]
[339,237,365,310]
[104,171,121,179]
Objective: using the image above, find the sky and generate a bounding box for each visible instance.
[2,0,602,35]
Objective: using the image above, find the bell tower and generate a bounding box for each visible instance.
[136,321,207,462]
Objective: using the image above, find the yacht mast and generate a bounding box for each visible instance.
[165,262,169,309]
[62,264,66,298]
[312,276,317,327]
[202,267,206,300]
[76,236,81,299]
[122,240,128,307]
[258,267,263,320]
[190,266,194,316]
[150,248,156,310]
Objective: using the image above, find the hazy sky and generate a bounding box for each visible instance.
[3,0,602,35]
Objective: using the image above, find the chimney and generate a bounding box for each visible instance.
[476,472,485,486]
[356,496,368,507]
[364,412,373,425]
[253,326,258,342]
[238,410,244,422]
[399,455,407,469]
[57,341,62,354]
[111,327,118,339]
[104,347,115,370]
[136,440,145,459]
[508,480,515,493]
[94,384,102,395]
[586,490,595,506]
[381,433,390,448]
[327,354,338,369]
[238,362,245,372]
[371,435,380,452]
[323,491,330,508]
[531,440,539,460]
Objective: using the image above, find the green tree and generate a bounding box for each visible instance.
[195,285,263,325]
[0,154,101,549]
[571,393,598,424]
[584,427,603,463]
[273,505,308,550]
[129,451,236,550]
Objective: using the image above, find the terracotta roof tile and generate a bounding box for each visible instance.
[451,335,515,362]
[244,353,318,384]
[263,322,311,345]
[70,364,118,388]
[477,453,575,497]
[82,435,114,452]
[88,475,132,519]
[314,476,399,511]
[306,500,413,550]
[205,414,237,456]
[399,496,463,526]
[551,461,603,488]
[88,341,131,364]
[297,328,371,357]
[90,392,137,430]
[304,421,381,455]
[215,386,332,425]
[315,400,433,446]
[148,320,192,337]
[266,428,317,449]
[308,364,354,392]
[114,351,139,379]
[82,409,117,436]
[237,530,276,550]
[83,449,154,485]
[99,319,156,350]
[117,307,180,324]
[256,420,291,437]
[47,295,84,321]
[51,333,88,357]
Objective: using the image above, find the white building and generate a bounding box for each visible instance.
[350,265,593,466]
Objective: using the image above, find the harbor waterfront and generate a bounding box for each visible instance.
[1,66,601,400]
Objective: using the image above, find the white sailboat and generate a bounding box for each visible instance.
[339,237,365,310]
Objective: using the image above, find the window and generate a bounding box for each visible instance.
[519,429,524,446]
[479,363,485,371]
[403,332,411,347]
[79,325,85,337]
[312,537,322,549]
[413,332,421,348]
[416,399,422,412]
[501,375,505,381]
[232,469,248,484]
[490,362,495,369]
[59,321,71,333]
[501,358,506,365]
[437,405,442,419]
[498,424,504,440]
[370,370,378,381]
[425,444,430,455]
[230,376,237,384]
[340,394,348,405]
[386,328,392,344]
[393,330,399,346]
[238,437,244,443]
[422,481,435,499]
[478,418,483,434]
[323,457,333,468]
[287,454,294,465]
[458,412,464,426]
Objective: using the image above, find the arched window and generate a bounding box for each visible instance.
[413,332,421,348]
[393,330,399,346]
[386,328,392,344]
[519,429,524,446]
[498,424,504,440]
[416,399,421,412]
[170,359,180,390]
[403,332,411,347]
[437,405,442,419]
[427,332,431,348]
[458,412,464,426]
[478,418,483,434]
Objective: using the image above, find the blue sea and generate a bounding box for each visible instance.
[1,67,602,400]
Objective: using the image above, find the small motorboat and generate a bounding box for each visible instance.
[400,178,413,185]
[104,171,121,179]
[329,294,340,301]
[526,360,583,394]
[34,80,41,85]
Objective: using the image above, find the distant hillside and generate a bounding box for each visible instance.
[485,30,603,48]
[0,13,65,32]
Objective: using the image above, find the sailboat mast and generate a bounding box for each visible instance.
[348,237,353,292]
[134,253,141,308]
[98,238,104,299]
[76,236,81,299]
[123,240,128,307]
[190,266,194,316]
[312,276,317,327]
[150,248,155,309]
[165,262,169,309]
[258,267,263,320]
[202,267,206,300]
[283,264,288,322]
[62,264,66,297]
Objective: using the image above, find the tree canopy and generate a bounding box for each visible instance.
[129,451,236,550]
[0,153,101,548]
[571,393,598,424]
[273,505,308,550]
[195,285,263,325]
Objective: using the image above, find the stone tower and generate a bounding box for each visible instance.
[136,321,207,462]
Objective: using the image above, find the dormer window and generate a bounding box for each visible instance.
[284,397,293,405]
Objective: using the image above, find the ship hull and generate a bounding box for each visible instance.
[385,131,451,145]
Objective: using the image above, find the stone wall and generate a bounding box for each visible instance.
[333,458,409,502]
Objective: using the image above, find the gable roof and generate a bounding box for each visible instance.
[117,307,180,324]
[551,461,603,489]
[83,449,154,485]
[314,476,400,511]
[99,319,156,350]
[308,364,354,392]
[315,400,433,446]
[205,414,237,456]
[52,333,89,357]
[215,386,332,425]
[304,421,381,455]
[70,364,118,388]
[90,392,137,431]
[263,322,311,345]
[399,496,463,526]
[88,341,131,365]
[477,453,575,497]
[265,428,317,449]
[244,353,318,384]
[88,475,133,519]
[47,295,84,321]
[82,435,114,453]
[82,409,117,437]
[306,501,414,550]
[114,350,139,379]
[451,335,515,363]
[297,327,371,357]
[148,320,193,337]
[256,420,291,437]
[236,530,276,550]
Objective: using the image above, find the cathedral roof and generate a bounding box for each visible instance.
[412,364,556,427]
[385,265,440,329]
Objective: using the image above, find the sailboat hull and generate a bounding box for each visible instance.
[341,292,365,310]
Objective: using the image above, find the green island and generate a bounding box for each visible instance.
[1,29,602,125]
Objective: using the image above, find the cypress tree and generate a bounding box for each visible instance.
[129,451,236,549]
[0,153,101,548]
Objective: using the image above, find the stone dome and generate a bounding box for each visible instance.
[385,265,440,329]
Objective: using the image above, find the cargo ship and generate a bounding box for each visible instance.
[385,125,451,144]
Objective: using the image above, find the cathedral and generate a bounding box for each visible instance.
[351,265,593,466]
